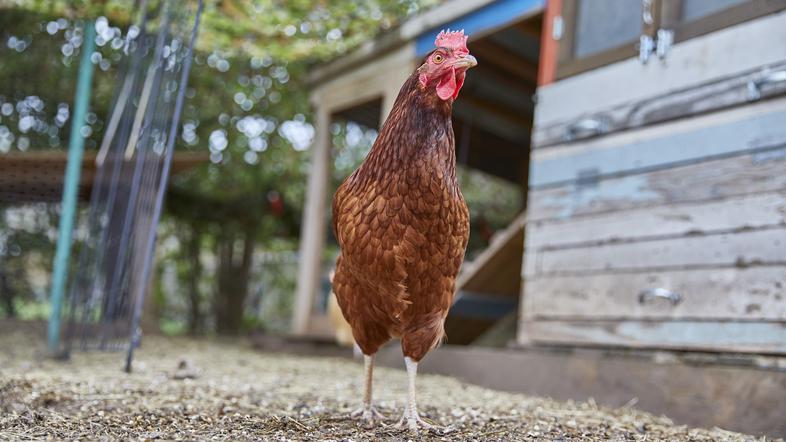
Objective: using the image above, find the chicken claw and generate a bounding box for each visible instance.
[394,408,441,434]
[350,405,385,427]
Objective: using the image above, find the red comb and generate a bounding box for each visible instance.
[435,29,468,54]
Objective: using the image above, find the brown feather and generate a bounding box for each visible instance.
[332,70,470,361]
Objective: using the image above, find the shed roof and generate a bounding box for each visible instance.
[309,0,544,87]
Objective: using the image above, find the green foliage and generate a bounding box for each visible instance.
[0,203,59,317]
[0,0,523,334]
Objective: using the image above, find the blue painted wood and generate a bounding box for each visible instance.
[530,108,786,188]
[415,0,544,56]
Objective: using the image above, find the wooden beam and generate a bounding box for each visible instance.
[472,64,537,96]
[526,320,786,354]
[452,119,527,183]
[538,0,561,86]
[471,40,538,83]
[460,94,533,129]
[292,107,331,335]
[452,105,529,149]
[515,16,543,41]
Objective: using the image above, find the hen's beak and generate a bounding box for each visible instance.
[453,54,477,69]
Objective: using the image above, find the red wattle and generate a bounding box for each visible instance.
[453,71,466,99]
[436,67,457,100]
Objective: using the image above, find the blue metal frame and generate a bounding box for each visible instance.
[48,21,97,355]
[415,0,544,57]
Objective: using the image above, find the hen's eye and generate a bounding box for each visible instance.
[433,54,444,64]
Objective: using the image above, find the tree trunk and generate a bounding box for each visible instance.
[0,266,16,318]
[187,223,203,335]
[214,225,255,335]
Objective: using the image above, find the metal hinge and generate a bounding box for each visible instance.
[639,29,674,64]
[656,29,674,59]
[747,69,786,101]
[552,15,563,40]
[639,35,655,64]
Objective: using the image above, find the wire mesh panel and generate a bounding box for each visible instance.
[62,0,203,369]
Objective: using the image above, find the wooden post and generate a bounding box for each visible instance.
[537,0,561,86]
[292,105,331,335]
[381,65,412,123]
[381,86,399,123]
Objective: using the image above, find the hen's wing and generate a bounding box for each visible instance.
[331,172,420,335]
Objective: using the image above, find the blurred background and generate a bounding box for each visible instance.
[1,0,786,436]
[0,0,522,337]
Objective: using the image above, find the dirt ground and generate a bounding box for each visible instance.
[0,323,767,441]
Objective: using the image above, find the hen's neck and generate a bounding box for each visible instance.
[358,74,455,178]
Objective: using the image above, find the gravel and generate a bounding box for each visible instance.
[0,323,766,441]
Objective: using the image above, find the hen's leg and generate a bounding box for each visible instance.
[394,356,439,433]
[350,354,385,425]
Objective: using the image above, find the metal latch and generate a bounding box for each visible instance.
[638,288,681,305]
[565,117,608,141]
[747,70,786,101]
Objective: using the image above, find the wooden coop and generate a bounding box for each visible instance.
[295,0,786,435]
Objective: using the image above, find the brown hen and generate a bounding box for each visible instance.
[331,29,476,432]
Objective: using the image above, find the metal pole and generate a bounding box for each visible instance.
[48,21,97,356]
[65,0,150,356]
[99,5,171,349]
[126,0,203,372]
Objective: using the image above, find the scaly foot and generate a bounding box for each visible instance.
[394,408,441,433]
[350,405,385,427]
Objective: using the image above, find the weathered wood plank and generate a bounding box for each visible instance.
[525,320,786,354]
[528,227,786,276]
[524,267,786,321]
[533,60,786,147]
[527,190,786,250]
[528,145,786,221]
[534,12,786,127]
[530,97,786,187]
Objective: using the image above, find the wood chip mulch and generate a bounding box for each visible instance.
[0,325,767,441]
